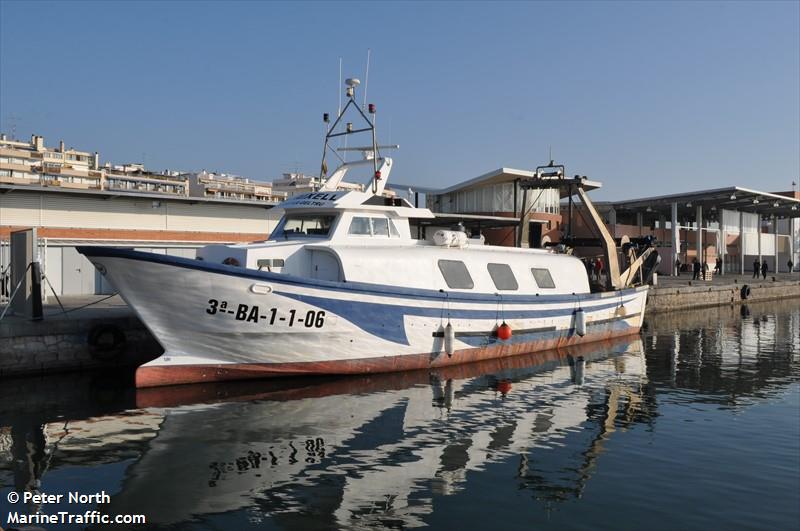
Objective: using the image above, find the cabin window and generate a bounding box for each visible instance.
[389,219,400,237]
[348,217,372,235]
[348,216,399,237]
[487,263,518,290]
[271,214,337,239]
[372,218,390,236]
[438,260,474,289]
[531,268,555,289]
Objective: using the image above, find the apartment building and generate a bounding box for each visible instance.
[187,171,287,202]
[104,163,189,196]
[0,134,102,189]
[272,172,364,197]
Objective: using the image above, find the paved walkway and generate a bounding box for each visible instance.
[655,272,800,289]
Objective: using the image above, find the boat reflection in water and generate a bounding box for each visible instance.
[99,336,651,528]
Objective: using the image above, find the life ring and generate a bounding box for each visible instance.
[740,285,751,300]
[87,324,127,361]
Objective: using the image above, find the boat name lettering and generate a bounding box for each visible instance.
[208,439,326,486]
[299,192,340,201]
[206,299,326,328]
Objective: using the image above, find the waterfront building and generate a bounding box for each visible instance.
[596,188,800,275]
[187,170,287,202]
[423,168,573,247]
[0,185,283,297]
[272,172,364,197]
[0,133,283,297]
[425,168,800,275]
[104,163,189,197]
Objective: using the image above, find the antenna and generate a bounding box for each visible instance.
[337,57,343,116]
[6,113,20,140]
[363,48,371,109]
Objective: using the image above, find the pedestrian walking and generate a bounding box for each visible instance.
[675,258,681,276]
[714,257,722,275]
[692,258,701,280]
[788,259,794,274]
[753,258,760,279]
[761,259,768,280]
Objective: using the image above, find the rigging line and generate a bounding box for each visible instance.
[325,143,347,164]
[44,292,119,317]
[41,272,67,316]
[573,200,606,248]
[0,262,32,322]
[363,48,371,109]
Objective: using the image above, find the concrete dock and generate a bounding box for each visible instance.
[0,295,161,378]
[647,273,800,313]
[1,274,799,379]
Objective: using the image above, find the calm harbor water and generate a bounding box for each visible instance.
[1,301,798,530]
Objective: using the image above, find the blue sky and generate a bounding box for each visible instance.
[1,1,798,200]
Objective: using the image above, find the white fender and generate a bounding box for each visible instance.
[444,323,455,356]
[574,308,586,337]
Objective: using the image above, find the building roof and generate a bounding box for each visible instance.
[611,186,800,218]
[393,168,602,198]
[0,183,281,209]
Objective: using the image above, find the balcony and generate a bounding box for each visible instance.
[105,180,187,196]
[0,174,40,186]
[0,161,34,172]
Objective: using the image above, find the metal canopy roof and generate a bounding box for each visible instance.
[612,186,800,219]
[426,168,602,197]
[430,213,545,225]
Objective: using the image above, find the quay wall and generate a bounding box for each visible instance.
[0,314,161,377]
[647,278,800,314]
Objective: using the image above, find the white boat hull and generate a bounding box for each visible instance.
[79,247,648,387]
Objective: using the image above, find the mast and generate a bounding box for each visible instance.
[319,77,382,194]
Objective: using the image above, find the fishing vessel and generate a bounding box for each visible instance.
[79,79,654,388]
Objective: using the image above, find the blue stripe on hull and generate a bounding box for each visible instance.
[454,315,637,348]
[276,290,636,345]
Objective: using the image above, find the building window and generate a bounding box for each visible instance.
[487,263,518,290]
[438,260,474,289]
[531,268,555,289]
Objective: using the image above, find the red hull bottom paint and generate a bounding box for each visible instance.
[135,327,640,388]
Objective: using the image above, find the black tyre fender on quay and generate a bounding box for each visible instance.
[87,324,127,361]
[740,285,751,300]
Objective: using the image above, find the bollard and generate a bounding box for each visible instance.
[31,261,43,321]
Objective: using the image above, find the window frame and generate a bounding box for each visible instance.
[531,268,556,289]
[487,263,519,291]
[347,216,400,238]
[270,214,339,240]
[438,259,475,289]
